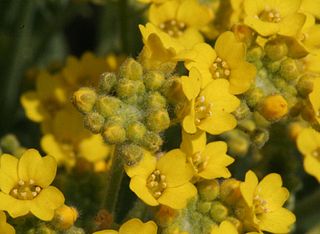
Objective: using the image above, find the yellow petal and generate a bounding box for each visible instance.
[198,112,237,135]
[0,193,30,218]
[129,176,159,206]
[182,100,197,134]
[125,151,156,178]
[181,68,201,100]
[180,130,206,155]
[30,186,65,221]
[240,170,259,207]
[177,28,204,49]
[149,0,178,26]
[279,13,306,37]
[297,128,320,156]
[259,207,296,233]
[157,183,197,209]
[119,219,157,234]
[244,16,280,36]
[20,91,45,122]
[229,62,256,95]
[276,0,301,16]
[303,155,320,182]
[211,220,238,234]
[301,0,320,19]
[0,154,18,193]
[18,149,57,188]
[157,149,194,187]
[93,231,118,234]
[0,211,15,234]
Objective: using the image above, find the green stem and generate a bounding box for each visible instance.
[103,148,125,217]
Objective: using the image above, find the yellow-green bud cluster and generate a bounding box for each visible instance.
[73,58,175,166]
[0,134,26,157]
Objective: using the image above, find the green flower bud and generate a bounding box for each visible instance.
[280,58,299,81]
[245,88,264,108]
[63,226,85,234]
[116,79,145,98]
[220,179,241,205]
[145,92,167,109]
[264,39,288,61]
[228,136,249,157]
[233,102,250,120]
[96,96,122,118]
[273,77,288,91]
[143,71,165,90]
[297,75,315,97]
[266,60,282,73]
[141,131,163,152]
[84,112,105,133]
[247,46,264,62]
[146,109,170,133]
[197,201,212,214]
[238,119,256,133]
[161,77,185,104]
[127,121,146,143]
[0,134,21,154]
[252,128,269,148]
[210,201,228,223]
[72,87,97,113]
[27,224,56,234]
[119,58,143,81]
[197,180,220,201]
[102,122,126,144]
[117,144,144,166]
[99,72,117,93]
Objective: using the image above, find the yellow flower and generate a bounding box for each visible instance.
[0,211,15,234]
[182,31,256,94]
[93,218,157,234]
[243,0,305,37]
[62,52,112,88]
[297,128,320,182]
[0,149,65,221]
[41,106,112,168]
[309,78,320,124]
[148,0,213,48]
[181,68,240,135]
[139,23,184,72]
[240,171,296,233]
[125,150,196,209]
[180,130,234,179]
[300,0,320,19]
[21,70,67,122]
[211,221,238,234]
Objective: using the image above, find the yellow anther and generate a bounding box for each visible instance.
[18,180,25,186]
[159,19,187,37]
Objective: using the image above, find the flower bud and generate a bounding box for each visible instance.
[143,71,165,90]
[238,119,256,133]
[72,87,97,113]
[84,112,105,133]
[228,136,249,157]
[265,39,288,61]
[259,94,288,121]
[145,92,167,109]
[210,201,229,223]
[233,102,250,120]
[197,180,220,201]
[247,46,264,62]
[297,75,316,97]
[53,205,78,230]
[146,109,170,133]
[197,201,212,214]
[161,77,185,104]
[127,121,146,143]
[141,131,163,152]
[99,72,117,93]
[280,58,299,81]
[27,225,56,234]
[102,122,126,144]
[117,144,144,166]
[252,128,269,148]
[119,58,143,81]
[116,79,145,98]
[220,179,241,205]
[96,96,121,118]
[0,134,21,155]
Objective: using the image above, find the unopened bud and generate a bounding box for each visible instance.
[220,178,241,205]
[84,112,105,133]
[99,72,117,93]
[116,79,144,98]
[96,96,121,118]
[0,134,21,154]
[146,109,170,133]
[117,144,144,166]
[245,88,264,108]
[145,92,167,109]
[247,46,264,62]
[280,58,299,81]
[141,131,163,152]
[197,201,212,214]
[252,128,269,148]
[260,94,288,121]
[197,180,220,201]
[143,71,165,90]
[297,75,316,97]
[73,87,97,113]
[210,201,229,223]
[127,121,146,143]
[265,39,288,61]
[232,24,255,47]
[102,123,126,144]
[53,205,78,230]
[119,58,143,80]
[228,136,249,157]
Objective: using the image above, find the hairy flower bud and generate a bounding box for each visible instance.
[197,180,220,201]
[103,122,126,144]
[99,72,117,93]
[265,39,288,61]
[146,109,170,133]
[73,87,97,113]
[96,96,122,118]
[143,71,165,90]
[210,201,229,223]
[260,94,288,121]
[53,205,78,230]
[84,112,105,133]
[119,58,143,81]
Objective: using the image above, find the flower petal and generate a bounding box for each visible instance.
[0,193,30,218]
[0,154,18,193]
[198,112,237,135]
[129,176,159,206]
[240,170,258,207]
[20,91,45,122]
[125,151,156,178]
[119,219,157,234]
[303,154,320,182]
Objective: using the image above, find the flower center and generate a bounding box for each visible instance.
[258,8,281,23]
[10,179,42,200]
[210,57,231,79]
[253,195,269,215]
[147,169,167,199]
[194,95,213,124]
[159,19,187,37]
[188,151,208,173]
